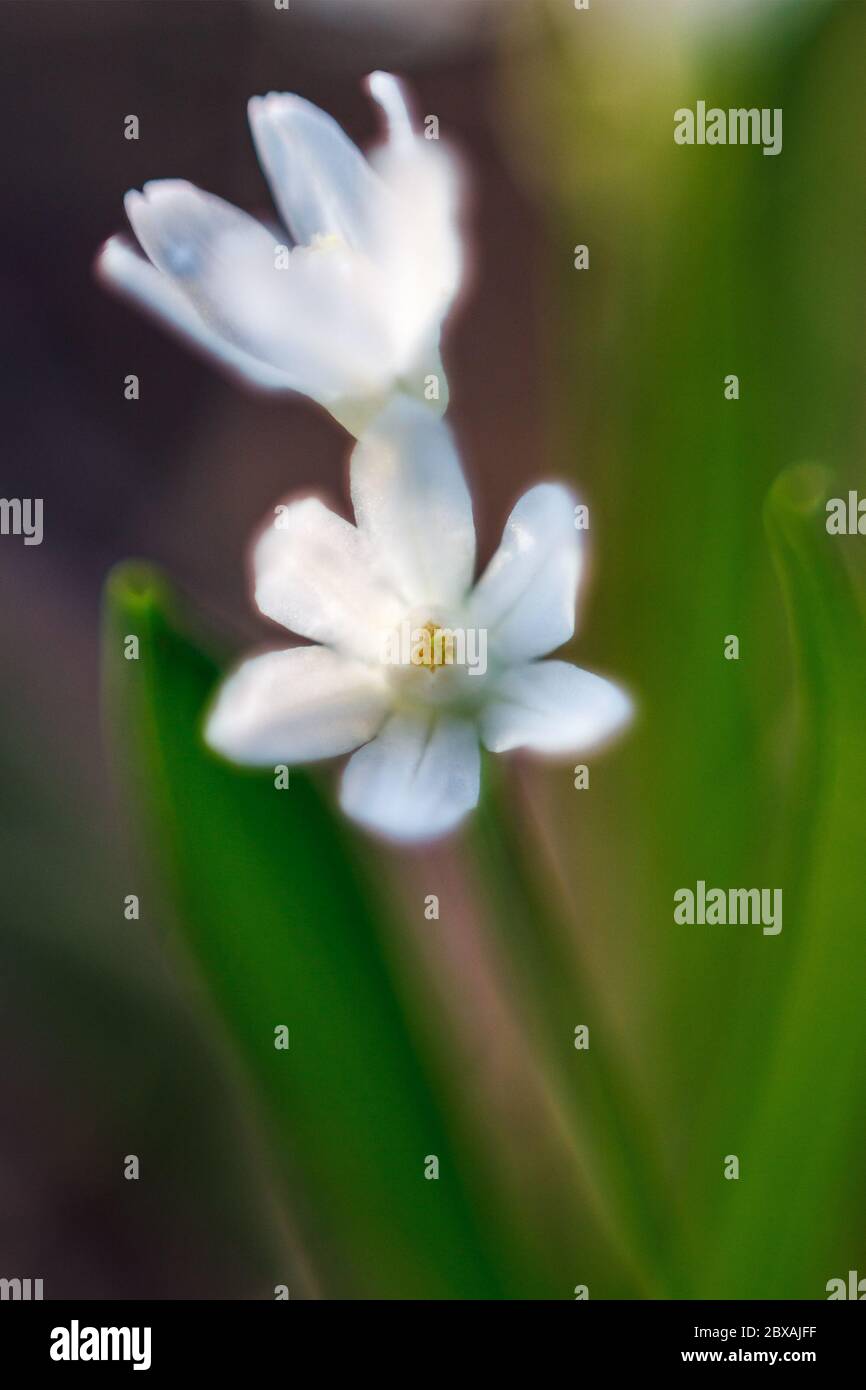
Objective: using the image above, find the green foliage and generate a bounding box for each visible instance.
[103,564,503,1299]
[501,0,866,1297]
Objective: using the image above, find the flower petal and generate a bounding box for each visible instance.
[254,497,404,662]
[340,712,480,842]
[205,646,388,766]
[124,178,277,311]
[350,398,475,611]
[124,180,390,404]
[95,236,295,390]
[368,135,463,365]
[481,660,632,755]
[366,71,415,148]
[249,75,461,387]
[468,483,582,664]
[248,91,387,256]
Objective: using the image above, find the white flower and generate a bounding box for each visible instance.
[205,399,632,843]
[96,73,462,437]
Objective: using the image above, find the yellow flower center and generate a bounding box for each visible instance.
[410,622,455,674]
[310,232,345,253]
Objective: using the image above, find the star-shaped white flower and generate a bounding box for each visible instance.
[205,399,632,842]
[96,73,461,436]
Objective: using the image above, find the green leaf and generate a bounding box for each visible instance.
[102,563,503,1299]
[707,465,866,1295]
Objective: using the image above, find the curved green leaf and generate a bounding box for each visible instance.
[708,465,866,1295]
[102,563,503,1299]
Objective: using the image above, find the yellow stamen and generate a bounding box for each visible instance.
[411,622,454,674]
[310,232,344,253]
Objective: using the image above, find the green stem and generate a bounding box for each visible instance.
[471,763,690,1297]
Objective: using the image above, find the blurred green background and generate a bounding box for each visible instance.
[2,0,865,1298]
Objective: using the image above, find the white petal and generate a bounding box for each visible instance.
[249,76,460,387]
[95,236,295,390]
[481,660,632,756]
[124,179,277,305]
[350,398,475,611]
[254,497,404,662]
[124,180,390,403]
[248,91,387,256]
[366,71,414,148]
[368,136,463,366]
[397,340,450,418]
[468,483,582,664]
[340,712,480,842]
[205,646,388,766]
